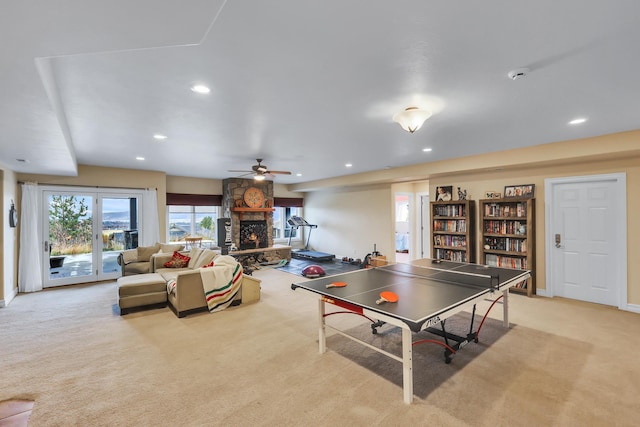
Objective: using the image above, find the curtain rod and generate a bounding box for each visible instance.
[17,181,157,191]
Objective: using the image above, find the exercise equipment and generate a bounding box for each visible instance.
[287,216,335,261]
[302,264,326,278]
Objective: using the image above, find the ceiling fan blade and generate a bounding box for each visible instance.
[266,170,292,175]
[228,169,253,173]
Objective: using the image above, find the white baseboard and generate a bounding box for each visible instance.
[0,286,18,307]
[534,289,640,314]
[625,303,640,314]
[534,288,549,297]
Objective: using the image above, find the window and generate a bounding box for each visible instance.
[167,205,219,246]
[273,207,302,243]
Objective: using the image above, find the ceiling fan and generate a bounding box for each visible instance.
[228,158,292,180]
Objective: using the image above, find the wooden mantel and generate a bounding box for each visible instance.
[230,207,275,220]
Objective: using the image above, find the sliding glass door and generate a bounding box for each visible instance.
[43,187,142,288]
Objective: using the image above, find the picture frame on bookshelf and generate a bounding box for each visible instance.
[435,186,453,201]
[504,184,535,198]
[484,191,501,199]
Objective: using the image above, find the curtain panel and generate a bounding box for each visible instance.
[18,183,43,292]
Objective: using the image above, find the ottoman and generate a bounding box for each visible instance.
[118,273,167,315]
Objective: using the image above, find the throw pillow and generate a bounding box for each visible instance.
[164,251,191,268]
[137,243,161,262]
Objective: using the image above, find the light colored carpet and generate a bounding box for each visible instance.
[1,268,639,426]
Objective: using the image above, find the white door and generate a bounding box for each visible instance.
[546,174,627,307]
[43,187,142,287]
[394,193,412,261]
[420,194,431,259]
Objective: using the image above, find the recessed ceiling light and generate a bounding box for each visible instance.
[569,118,587,125]
[136,156,145,161]
[153,134,167,140]
[296,173,302,177]
[191,85,210,94]
[422,148,432,152]
[345,163,352,168]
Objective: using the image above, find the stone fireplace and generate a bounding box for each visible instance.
[222,178,274,249]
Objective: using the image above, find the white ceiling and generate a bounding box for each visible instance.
[2,1,640,185]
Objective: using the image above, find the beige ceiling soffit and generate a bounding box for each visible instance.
[34,56,78,175]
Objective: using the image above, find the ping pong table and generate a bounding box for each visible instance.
[291,258,530,404]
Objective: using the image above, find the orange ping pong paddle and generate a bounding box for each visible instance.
[376,291,399,304]
[326,281,347,289]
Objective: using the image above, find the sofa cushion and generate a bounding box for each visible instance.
[159,243,185,253]
[137,243,161,262]
[125,261,151,275]
[118,273,166,296]
[122,249,138,264]
[193,250,217,269]
[164,251,190,268]
[187,248,204,269]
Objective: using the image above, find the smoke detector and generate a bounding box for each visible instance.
[507,68,530,80]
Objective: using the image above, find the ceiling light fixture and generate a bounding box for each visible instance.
[254,174,266,181]
[422,147,432,152]
[393,107,432,133]
[191,84,210,94]
[507,68,530,80]
[153,134,167,140]
[136,156,145,161]
[569,118,587,125]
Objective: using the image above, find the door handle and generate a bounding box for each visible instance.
[555,234,561,248]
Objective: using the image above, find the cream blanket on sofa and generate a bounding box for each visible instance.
[199,255,243,313]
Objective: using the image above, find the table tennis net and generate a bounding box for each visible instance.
[380,262,500,290]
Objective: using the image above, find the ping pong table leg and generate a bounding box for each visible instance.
[502,289,509,328]
[318,299,327,354]
[402,327,413,404]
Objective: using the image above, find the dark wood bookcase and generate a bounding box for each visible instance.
[430,200,476,263]
[479,197,535,296]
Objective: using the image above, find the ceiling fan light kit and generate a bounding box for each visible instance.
[393,107,432,133]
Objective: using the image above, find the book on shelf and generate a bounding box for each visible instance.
[433,219,467,232]
[483,202,528,218]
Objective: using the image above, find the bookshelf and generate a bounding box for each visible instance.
[479,197,535,296]
[430,200,476,263]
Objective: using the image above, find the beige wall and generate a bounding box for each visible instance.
[303,185,393,261]
[165,175,301,199]
[1,169,18,304]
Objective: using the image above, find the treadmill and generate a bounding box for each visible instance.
[287,216,335,261]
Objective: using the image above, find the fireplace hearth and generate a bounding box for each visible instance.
[239,220,268,250]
